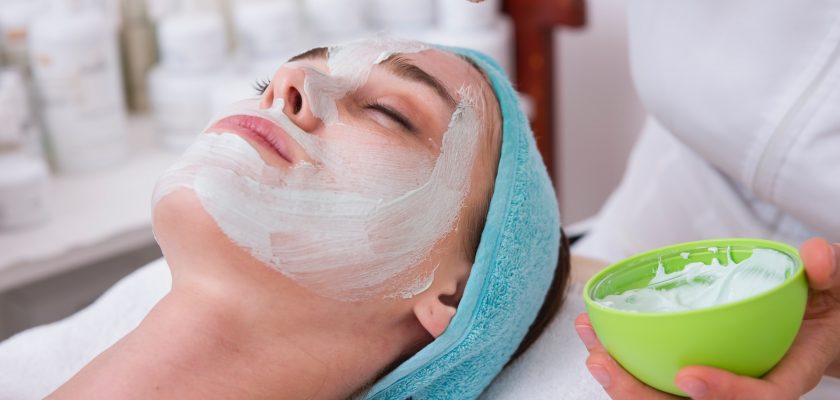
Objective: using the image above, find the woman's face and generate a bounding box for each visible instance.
[153,38,496,303]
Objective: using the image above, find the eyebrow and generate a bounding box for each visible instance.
[287,46,328,62]
[287,47,457,110]
[379,55,458,109]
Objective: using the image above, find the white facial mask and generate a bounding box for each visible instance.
[153,38,481,301]
[303,38,429,124]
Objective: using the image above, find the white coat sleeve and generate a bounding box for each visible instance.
[625,0,840,240]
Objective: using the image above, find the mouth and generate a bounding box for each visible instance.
[207,115,296,164]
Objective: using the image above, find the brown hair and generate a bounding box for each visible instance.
[510,229,570,363]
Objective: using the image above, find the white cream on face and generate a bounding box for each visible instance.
[153,39,481,301]
[596,248,796,313]
[304,38,429,124]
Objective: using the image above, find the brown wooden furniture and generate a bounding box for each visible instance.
[502,0,586,181]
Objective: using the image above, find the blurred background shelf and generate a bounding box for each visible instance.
[0,115,175,339]
[0,115,175,291]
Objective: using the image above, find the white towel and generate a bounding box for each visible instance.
[1,258,837,399]
[0,259,170,399]
[484,284,609,399]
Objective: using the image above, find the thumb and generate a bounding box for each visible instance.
[675,366,786,400]
[800,238,840,291]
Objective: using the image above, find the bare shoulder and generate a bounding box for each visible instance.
[570,255,609,286]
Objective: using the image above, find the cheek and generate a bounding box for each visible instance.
[317,126,436,194]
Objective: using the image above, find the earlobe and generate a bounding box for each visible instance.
[413,299,457,338]
[413,255,470,338]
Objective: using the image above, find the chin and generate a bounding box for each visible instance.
[152,189,234,263]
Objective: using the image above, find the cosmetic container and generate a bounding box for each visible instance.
[436,0,500,32]
[302,0,369,42]
[149,0,228,151]
[369,0,435,32]
[0,79,49,230]
[28,0,128,173]
[0,151,50,230]
[232,0,303,61]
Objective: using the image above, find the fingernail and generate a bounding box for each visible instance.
[587,364,611,388]
[677,377,708,397]
[830,244,838,278]
[575,325,598,349]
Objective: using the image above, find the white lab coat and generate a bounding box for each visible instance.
[576,0,840,263]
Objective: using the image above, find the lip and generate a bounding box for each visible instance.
[207,115,296,163]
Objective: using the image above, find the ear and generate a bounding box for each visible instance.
[413,295,457,338]
[412,259,471,338]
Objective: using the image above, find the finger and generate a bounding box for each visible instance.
[800,238,840,291]
[586,348,676,399]
[761,316,840,395]
[574,313,602,350]
[676,366,788,400]
[575,315,676,399]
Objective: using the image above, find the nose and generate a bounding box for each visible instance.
[260,66,320,132]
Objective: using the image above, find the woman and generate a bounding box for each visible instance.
[0,38,569,399]
[571,0,840,397]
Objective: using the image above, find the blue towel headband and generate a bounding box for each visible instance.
[365,47,561,399]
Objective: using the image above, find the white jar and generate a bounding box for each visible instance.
[28,1,128,174]
[150,2,230,151]
[156,9,228,73]
[148,65,226,151]
[303,0,369,42]
[0,152,50,230]
[369,0,435,32]
[436,0,499,32]
[232,0,304,60]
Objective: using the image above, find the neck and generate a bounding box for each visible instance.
[50,256,424,400]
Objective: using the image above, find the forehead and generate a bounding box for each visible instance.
[322,39,488,102]
[395,48,487,102]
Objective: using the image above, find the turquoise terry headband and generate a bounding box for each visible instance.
[365,47,561,399]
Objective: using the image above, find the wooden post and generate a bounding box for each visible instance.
[502,0,586,181]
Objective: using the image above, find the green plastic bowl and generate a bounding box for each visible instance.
[583,238,807,396]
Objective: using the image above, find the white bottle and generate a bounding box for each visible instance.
[0,151,50,230]
[28,0,128,173]
[156,1,227,73]
[303,0,369,43]
[0,73,50,230]
[436,0,500,32]
[232,0,305,61]
[148,66,231,150]
[149,0,229,151]
[369,0,435,33]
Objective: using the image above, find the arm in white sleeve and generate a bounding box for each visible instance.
[625,0,840,239]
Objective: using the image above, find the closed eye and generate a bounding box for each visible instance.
[253,77,271,95]
[365,102,417,133]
